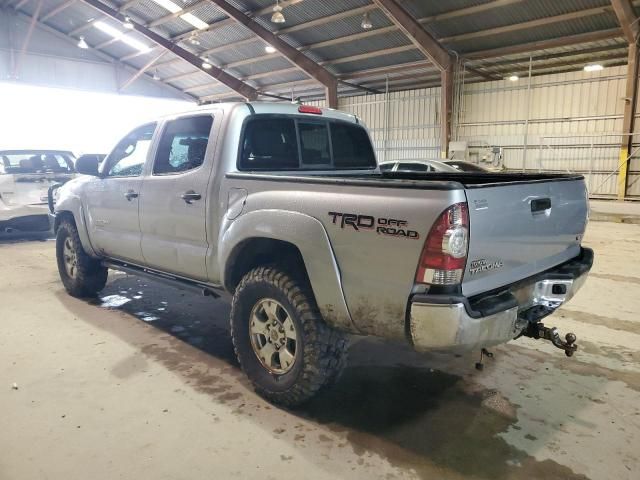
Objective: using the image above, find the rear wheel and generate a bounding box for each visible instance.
[56,220,107,298]
[231,266,348,407]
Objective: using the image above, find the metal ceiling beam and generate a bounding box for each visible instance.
[338,61,435,80]
[371,0,451,71]
[204,0,338,107]
[40,0,76,22]
[13,0,29,9]
[79,0,260,100]
[11,9,196,102]
[119,50,166,91]
[441,5,617,44]
[471,43,628,70]
[170,0,304,43]
[464,28,623,59]
[610,0,640,43]
[12,0,42,79]
[148,0,208,28]
[69,0,142,36]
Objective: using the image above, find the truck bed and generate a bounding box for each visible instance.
[227,171,584,190]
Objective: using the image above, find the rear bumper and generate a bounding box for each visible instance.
[409,247,593,352]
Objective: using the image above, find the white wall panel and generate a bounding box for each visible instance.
[333,65,636,197]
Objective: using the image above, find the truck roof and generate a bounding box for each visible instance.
[157,101,360,125]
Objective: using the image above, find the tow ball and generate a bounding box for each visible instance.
[523,322,578,357]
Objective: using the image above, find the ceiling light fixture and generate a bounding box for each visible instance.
[151,0,209,30]
[271,0,285,24]
[507,75,519,81]
[188,33,200,45]
[584,64,604,72]
[265,45,276,53]
[201,56,212,69]
[153,69,160,81]
[77,36,89,49]
[361,12,372,29]
[123,16,134,29]
[94,21,151,53]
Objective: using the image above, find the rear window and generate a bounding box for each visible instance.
[239,115,376,170]
[0,152,74,174]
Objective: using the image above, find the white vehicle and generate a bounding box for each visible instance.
[0,150,75,234]
[379,159,460,173]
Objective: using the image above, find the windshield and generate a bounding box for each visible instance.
[0,151,75,174]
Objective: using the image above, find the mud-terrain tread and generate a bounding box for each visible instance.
[56,220,108,298]
[231,266,348,407]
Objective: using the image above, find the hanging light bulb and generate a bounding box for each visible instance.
[201,56,212,69]
[153,69,160,81]
[123,16,134,29]
[361,12,372,29]
[77,36,89,49]
[271,0,285,24]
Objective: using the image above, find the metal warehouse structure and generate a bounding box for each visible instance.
[3,0,640,198]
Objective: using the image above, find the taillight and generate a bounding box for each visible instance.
[415,202,469,285]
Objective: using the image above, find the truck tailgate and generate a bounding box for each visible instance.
[463,178,588,297]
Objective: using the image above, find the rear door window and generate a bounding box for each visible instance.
[153,115,213,175]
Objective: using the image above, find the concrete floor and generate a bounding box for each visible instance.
[1,219,639,480]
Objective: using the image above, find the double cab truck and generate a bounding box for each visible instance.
[51,102,592,406]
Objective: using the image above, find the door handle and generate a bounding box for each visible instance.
[181,190,202,204]
[124,190,139,201]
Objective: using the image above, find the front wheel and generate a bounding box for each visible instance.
[230,266,348,407]
[56,220,108,298]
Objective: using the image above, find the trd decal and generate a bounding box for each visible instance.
[328,212,419,239]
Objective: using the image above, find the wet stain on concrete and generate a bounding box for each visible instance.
[560,309,640,336]
[587,272,640,285]
[63,274,596,479]
[299,365,588,480]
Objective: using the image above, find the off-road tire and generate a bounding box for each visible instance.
[56,220,108,298]
[231,266,348,407]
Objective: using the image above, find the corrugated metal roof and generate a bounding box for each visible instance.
[18,0,636,103]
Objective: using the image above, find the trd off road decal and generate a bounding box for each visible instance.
[328,212,419,239]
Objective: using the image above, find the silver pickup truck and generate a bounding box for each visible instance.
[51,102,592,406]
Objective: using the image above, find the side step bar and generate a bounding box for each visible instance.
[102,259,223,298]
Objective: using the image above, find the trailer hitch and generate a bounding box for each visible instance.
[523,322,577,357]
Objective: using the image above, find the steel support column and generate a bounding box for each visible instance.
[440,64,453,159]
[618,43,639,199]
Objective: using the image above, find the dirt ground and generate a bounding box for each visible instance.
[1,220,639,480]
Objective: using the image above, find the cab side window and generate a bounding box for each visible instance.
[106,123,156,177]
[153,115,213,175]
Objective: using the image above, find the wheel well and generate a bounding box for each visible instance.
[54,211,75,233]
[225,238,309,293]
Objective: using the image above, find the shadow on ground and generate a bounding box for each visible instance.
[74,273,588,480]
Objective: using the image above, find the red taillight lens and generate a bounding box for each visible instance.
[298,105,322,115]
[416,202,469,285]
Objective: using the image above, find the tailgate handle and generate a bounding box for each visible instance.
[531,198,551,213]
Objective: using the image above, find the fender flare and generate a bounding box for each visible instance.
[219,209,357,333]
[54,194,98,258]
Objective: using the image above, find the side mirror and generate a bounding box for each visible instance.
[74,154,103,176]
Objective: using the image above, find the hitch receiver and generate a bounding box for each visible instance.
[523,323,578,357]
